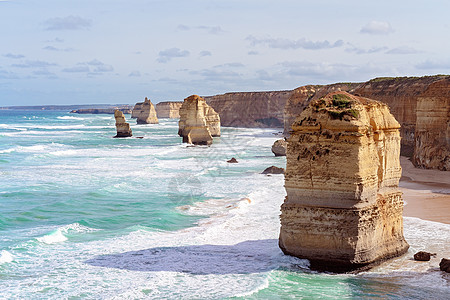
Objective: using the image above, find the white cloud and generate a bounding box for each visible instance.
[177,24,224,35]
[43,15,92,31]
[199,50,212,57]
[246,35,344,50]
[360,21,394,35]
[3,53,24,59]
[62,65,90,73]
[416,60,450,70]
[386,46,420,54]
[11,60,57,68]
[157,48,190,63]
[128,71,141,77]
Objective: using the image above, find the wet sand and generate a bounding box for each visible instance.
[400,156,450,224]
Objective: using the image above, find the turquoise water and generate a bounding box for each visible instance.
[0,110,449,299]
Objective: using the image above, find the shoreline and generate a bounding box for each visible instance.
[400,156,450,224]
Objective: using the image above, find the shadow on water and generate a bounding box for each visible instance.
[85,239,289,275]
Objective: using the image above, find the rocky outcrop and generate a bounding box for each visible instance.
[413,78,450,170]
[178,95,220,145]
[279,92,409,272]
[271,139,287,156]
[262,166,285,174]
[131,97,159,124]
[155,101,183,118]
[205,91,293,128]
[114,110,132,138]
[440,258,450,273]
[413,251,435,261]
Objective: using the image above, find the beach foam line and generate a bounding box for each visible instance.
[57,116,85,120]
[0,250,14,264]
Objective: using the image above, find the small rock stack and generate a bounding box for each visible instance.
[114,110,132,138]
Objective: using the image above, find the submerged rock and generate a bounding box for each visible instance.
[132,97,159,124]
[271,139,287,156]
[178,95,220,145]
[440,258,450,273]
[227,158,238,163]
[279,91,409,272]
[114,110,132,138]
[262,166,285,174]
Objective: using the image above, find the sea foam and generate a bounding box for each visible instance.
[0,250,13,264]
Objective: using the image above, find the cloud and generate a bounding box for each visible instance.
[0,70,19,79]
[248,50,259,55]
[45,38,64,43]
[3,53,24,59]
[416,60,450,70]
[62,65,90,73]
[32,69,57,79]
[128,71,141,77]
[11,60,57,68]
[246,35,344,50]
[43,46,74,52]
[199,50,212,57]
[360,21,394,35]
[189,68,241,81]
[157,48,190,63]
[43,15,92,31]
[62,59,114,73]
[345,45,388,54]
[177,24,224,35]
[214,63,244,68]
[385,46,420,54]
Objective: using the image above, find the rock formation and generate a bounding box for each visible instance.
[279,92,409,272]
[71,107,132,114]
[262,166,285,174]
[205,91,293,128]
[131,97,159,124]
[440,258,450,273]
[413,251,435,261]
[413,78,450,170]
[271,139,287,156]
[178,95,220,145]
[114,110,132,138]
[155,101,183,118]
[227,158,238,163]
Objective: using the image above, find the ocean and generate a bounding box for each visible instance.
[0,110,449,299]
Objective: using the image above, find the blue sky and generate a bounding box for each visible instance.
[1,0,449,105]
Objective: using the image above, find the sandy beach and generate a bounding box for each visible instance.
[400,156,450,224]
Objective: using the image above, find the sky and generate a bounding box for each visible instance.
[1,0,450,106]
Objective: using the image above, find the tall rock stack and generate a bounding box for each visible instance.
[279,92,409,272]
[114,110,132,138]
[178,95,220,145]
[131,97,159,124]
[413,78,450,170]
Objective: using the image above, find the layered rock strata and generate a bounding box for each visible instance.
[178,95,220,145]
[155,101,183,118]
[131,97,159,124]
[205,91,293,128]
[413,78,450,170]
[279,92,409,272]
[114,110,132,138]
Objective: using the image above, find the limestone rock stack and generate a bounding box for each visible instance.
[271,139,287,156]
[155,101,183,118]
[279,91,409,272]
[114,110,132,138]
[178,95,220,145]
[413,78,450,170]
[131,97,159,124]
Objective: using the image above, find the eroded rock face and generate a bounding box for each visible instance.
[279,92,409,272]
[155,101,183,118]
[132,98,159,124]
[178,95,220,145]
[205,91,292,128]
[271,139,287,156]
[114,110,132,138]
[413,79,450,170]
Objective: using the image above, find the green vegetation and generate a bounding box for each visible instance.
[328,109,359,120]
[331,94,352,108]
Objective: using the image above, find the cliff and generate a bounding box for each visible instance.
[178,95,220,145]
[205,90,293,128]
[279,92,409,272]
[132,97,159,124]
[353,75,450,156]
[114,110,132,138]
[71,107,132,114]
[413,78,450,170]
[155,101,183,118]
